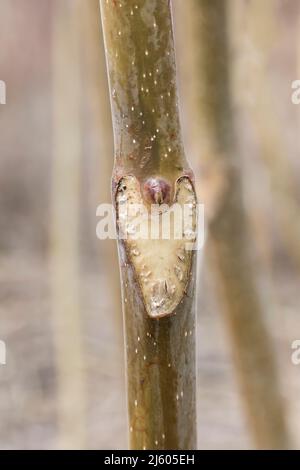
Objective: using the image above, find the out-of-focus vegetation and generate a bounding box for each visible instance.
[0,0,299,449]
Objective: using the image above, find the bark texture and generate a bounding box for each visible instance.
[51,0,86,449]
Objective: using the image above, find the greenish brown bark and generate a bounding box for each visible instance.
[100,0,197,450]
[186,0,291,450]
[50,0,86,449]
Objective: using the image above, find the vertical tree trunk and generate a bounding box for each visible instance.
[82,1,127,443]
[231,0,300,272]
[100,0,198,450]
[50,0,86,449]
[176,0,291,449]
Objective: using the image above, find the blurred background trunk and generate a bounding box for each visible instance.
[230,0,300,273]
[174,0,292,450]
[81,0,123,359]
[0,0,299,450]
